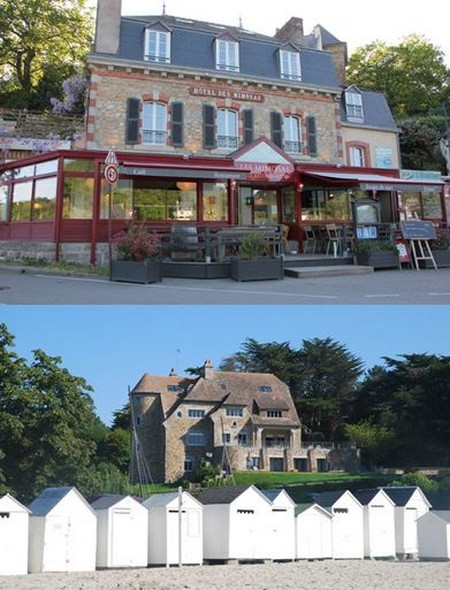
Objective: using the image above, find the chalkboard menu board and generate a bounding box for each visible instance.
[400,220,437,240]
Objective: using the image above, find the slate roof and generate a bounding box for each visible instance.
[353,488,393,506]
[313,490,360,509]
[104,14,339,89]
[295,502,332,517]
[380,486,431,508]
[195,484,262,505]
[340,88,398,130]
[28,487,94,516]
[89,494,131,510]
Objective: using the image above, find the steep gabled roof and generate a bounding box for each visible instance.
[89,494,134,510]
[195,484,271,506]
[380,486,432,508]
[131,373,196,414]
[28,487,95,516]
[313,489,361,509]
[353,488,395,507]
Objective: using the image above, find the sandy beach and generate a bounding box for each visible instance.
[1,560,449,590]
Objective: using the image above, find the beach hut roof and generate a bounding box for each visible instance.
[144,490,202,508]
[28,486,95,516]
[353,488,395,506]
[0,493,31,513]
[89,494,133,510]
[262,488,295,504]
[418,510,450,524]
[295,502,332,517]
[313,489,360,509]
[380,486,432,508]
[195,484,270,505]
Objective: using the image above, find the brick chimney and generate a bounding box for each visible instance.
[274,17,304,46]
[204,360,214,380]
[94,0,122,55]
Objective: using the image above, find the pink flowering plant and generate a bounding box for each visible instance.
[112,222,161,261]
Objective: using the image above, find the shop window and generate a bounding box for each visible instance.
[142,102,167,145]
[279,49,301,80]
[215,38,239,72]
[100,178,134,219]
[144,28,171,63]
[203,182,228,221]
[63,160,94,173]
[63,177,94,219]
[0,182,10,221]
[283,115,302,154]
[422,193,442,218]
[11,182,32,221]
[33,177,57,220]
[301,189,350,222]
[217,109,239,149]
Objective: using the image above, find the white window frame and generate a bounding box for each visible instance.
[217,108,239,149]
[142,102,167,145]
[144,29,171,63]
[238,432,248,445]
[345,90,364,121]
[222,432,231,444]
[280,49,301,80]
[349,145,366,167]
[215,39,240,72]
[267,410,283,418]
[226,407,243,417]
[283,115,302,154]
[188,409,206,418]
[184,456,194,472]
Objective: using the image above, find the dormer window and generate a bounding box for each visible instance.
[144,28,171,63]
[345,89,364,122]
[279,49,301,81]
[258,385,272,393]
[215,38,240,72]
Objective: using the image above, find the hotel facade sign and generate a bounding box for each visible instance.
[189,86,264,103]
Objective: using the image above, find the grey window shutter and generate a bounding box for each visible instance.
[307,116,317,157]
[171,102,184,147]
[125,98,140,144]
[203,104,216,149]
[271,111,283,148]
[243,109,254,145]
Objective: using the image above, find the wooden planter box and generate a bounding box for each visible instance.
[355,251,399,269]
[230,256,284,281]
[110,259,162,284]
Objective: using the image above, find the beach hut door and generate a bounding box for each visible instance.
[112,509,133,566]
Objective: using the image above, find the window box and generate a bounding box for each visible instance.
[110,259,162,284]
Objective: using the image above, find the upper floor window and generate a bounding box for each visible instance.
[280,49,301,80]
[188,409,206,419]
[267,410,282,418]
[345,90,364,121]
[144,29,171,63]
[217,108,239,149]
[258,385,272,393]
[283,115,302,154]
[349,145,366,167]
[186,432,206,447]
[142,102,167,145]
[226,407,243,417]
[215,38,239,72]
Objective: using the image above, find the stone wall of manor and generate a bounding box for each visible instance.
[87,66,343,164]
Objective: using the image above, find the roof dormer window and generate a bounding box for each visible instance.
[144,28,171,63]
[215,38,239,72]
[279,48,301,81]
[345,88,364,122]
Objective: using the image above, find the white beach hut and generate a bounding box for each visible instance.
[314,490,364,559]
[143,490,203,566]
[262,489,296,561]
[381,486,432,559]
[0,494,30,575]
[417,511,450,560]
[353,488,396,559]
[90,494,148,568]
[295,503,333,560]
[196,485,273,563]
[28,486,97,573]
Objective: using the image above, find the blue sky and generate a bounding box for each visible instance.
[1,305,449,426]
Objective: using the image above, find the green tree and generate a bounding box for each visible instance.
[0,0,93,109]
[347,35,450,118]
[345,421,395,468]
[0,323,106,501]
[398,116,447,172]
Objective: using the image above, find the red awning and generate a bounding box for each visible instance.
[301,170,443,192]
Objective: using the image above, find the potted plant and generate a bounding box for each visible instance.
[110,222,162,283]
[353,239,399,269]
[429,227,450,268]
[230,230,284,281]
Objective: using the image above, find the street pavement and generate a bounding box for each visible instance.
[1,264,450,305]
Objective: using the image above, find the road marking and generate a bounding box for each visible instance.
[429,293,450,296]
[150,284,339,300]
[364,294,401,298]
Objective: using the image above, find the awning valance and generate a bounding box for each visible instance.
[301,170,443,193]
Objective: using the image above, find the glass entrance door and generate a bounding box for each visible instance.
[253,189,278,225]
